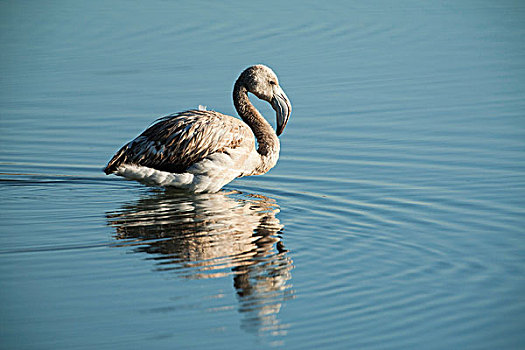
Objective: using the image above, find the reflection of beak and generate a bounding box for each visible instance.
[271,85,291,136]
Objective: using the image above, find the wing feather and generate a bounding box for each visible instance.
[104,110,252,174]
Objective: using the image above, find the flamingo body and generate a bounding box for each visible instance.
[104,65,291,193]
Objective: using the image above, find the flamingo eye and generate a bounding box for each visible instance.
[269,80,277,86]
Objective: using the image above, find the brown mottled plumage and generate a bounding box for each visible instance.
[104,110,251,174]
[103,65,291,192]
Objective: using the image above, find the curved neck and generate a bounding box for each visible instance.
[233,81,279,158]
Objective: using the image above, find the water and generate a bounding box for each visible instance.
[1,1,524,349]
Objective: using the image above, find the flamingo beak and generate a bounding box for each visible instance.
[271,85,291,136]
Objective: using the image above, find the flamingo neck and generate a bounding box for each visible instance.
[233,82,280,173]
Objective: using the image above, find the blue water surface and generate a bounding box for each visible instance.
[1,1,524,349]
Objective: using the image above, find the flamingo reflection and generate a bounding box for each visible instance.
[106,189,293,335]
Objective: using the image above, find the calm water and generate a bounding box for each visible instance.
[1,1,525,349]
